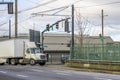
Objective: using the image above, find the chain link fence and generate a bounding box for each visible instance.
[73,43,120,64]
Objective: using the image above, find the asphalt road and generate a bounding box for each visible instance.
[0,65,120,80]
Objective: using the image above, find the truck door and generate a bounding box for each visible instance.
[25,49,31,59]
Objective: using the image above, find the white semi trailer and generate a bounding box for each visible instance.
[0,39,47,65]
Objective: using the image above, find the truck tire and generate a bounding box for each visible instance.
[0,63,5,65]
[39,62,45,66]
[10,59,17,65]
[30,59,36,65]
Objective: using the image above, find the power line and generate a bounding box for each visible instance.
[32,0,82,15]
[11,16,33,26]
[0,15,13,27]
[108,26,120,30]
[52,7,69,15]
[32,14,70,17]
[0,29,8,31]
[0,9,7,11]
[75,1,120,8]
[75,9,100,37]
[32,6,69,15]
[27,0,41,4]
[18,0,58,13]
[75,8,99,27]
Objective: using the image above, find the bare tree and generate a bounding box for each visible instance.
[75,12,88,47]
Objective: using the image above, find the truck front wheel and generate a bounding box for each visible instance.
[30,59,36,65]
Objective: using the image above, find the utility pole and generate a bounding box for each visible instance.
[101,9,104,36]
[71,5,74,59]
[15,0,18,38]
[101,9,104,60]
[9,20,11,39]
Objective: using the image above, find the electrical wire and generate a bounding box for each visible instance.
[52,6,69,15]
[32,0,82,14]
[75,9,99,27]
[11,16,33,26]
[0,15,13,27]
[75,9,99,37]
[18,0,58,13]
[32,6,69,15]
[27,0,41,4]
[0,9,7,11]
[104,18,120,30]
[75,1,120,8]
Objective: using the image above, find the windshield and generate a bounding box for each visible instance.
[30,48,42,54]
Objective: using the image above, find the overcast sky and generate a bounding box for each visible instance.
[0,0,120,41]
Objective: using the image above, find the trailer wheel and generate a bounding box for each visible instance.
[0,63,5,65]
[10,59,17,65]
[30,59,36,65]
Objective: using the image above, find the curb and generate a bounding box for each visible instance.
[47,65,120,75]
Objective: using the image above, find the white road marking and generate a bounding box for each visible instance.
[52,70,71,73]
[56,72,71,76]
[31,69,43,72]
[17,74,28,78]
[0,71,7,74]
[52,70,72,76]
[95,77,112,80]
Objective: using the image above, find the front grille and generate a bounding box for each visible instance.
[40,55,46,59]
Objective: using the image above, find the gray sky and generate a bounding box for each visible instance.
[0,0,120,41]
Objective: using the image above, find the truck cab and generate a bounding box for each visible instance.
[25,47,46,65]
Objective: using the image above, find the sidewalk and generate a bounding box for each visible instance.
[47,64,120,75]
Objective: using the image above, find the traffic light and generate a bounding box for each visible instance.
[46,24,50,31]
[65,20,69,33]
[8,3,13,14]
[56,23,59,29]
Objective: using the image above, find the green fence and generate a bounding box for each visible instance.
[73,43,120,63]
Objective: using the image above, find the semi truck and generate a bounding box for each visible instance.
[0,39,47,65]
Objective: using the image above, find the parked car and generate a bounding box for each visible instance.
[61,55,70,64]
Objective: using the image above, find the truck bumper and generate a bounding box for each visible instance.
[35,60,46,63]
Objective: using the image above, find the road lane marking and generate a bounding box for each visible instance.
[95,77,112,80]
[31,69,43,72]
[17,74,28,78]
[52,70,71,73]
[56,72,71,76]
[0,71,7,74]
[52,70,72,76]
